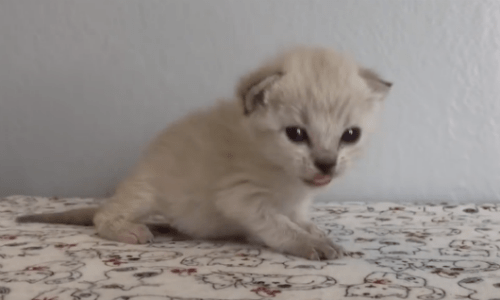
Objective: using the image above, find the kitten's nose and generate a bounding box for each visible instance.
[314,159,336,174]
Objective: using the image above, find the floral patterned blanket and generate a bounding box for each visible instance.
[1,196,499,300]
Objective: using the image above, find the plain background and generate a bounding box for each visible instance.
[1,1,499,203]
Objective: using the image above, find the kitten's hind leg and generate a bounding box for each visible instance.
[93,182,155,244]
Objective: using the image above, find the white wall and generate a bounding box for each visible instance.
[1,0,499,203]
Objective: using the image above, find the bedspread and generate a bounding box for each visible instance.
[1,196,500,299]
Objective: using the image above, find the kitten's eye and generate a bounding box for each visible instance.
[285,126,309,143]
[341,127,361,144]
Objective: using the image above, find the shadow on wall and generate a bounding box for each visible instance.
[0,64,165,198]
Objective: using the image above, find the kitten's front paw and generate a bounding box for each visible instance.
[302,222,328,239]
[286,237,344,261]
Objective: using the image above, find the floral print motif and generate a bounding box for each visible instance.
[1,196,500,299]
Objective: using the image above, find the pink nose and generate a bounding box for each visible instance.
[314,159,336,174]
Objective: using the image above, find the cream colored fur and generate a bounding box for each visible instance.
[17,46,392,260]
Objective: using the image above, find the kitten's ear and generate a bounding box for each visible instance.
[237,68,284,115]
[359,68,393,101]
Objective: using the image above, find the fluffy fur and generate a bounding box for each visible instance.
[17,46,392,260]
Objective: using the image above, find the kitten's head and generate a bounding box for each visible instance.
[237,46,392,188]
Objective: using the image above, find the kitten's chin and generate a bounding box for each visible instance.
[303,174,333,188]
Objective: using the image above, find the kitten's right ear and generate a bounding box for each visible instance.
[237,68,284,115]
[359,68,393,101]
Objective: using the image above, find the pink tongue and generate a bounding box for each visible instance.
[313,174,332,185]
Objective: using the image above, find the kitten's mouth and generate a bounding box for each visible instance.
[304,174,333,187]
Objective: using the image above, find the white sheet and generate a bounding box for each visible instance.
[1,196,499,299]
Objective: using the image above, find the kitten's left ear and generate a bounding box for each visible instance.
[237,68,284,115]
[359,68,393,101]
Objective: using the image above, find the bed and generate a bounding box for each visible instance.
[1,195,499,299]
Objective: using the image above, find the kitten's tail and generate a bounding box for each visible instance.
[16,207,98,226]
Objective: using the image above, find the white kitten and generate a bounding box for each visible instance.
[17,46,392,260]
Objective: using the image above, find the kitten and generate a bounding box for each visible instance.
[17,46,392,260]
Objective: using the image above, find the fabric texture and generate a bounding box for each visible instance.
[1,195,499,299]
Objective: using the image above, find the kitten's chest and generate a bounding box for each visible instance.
[272,184,312,212]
